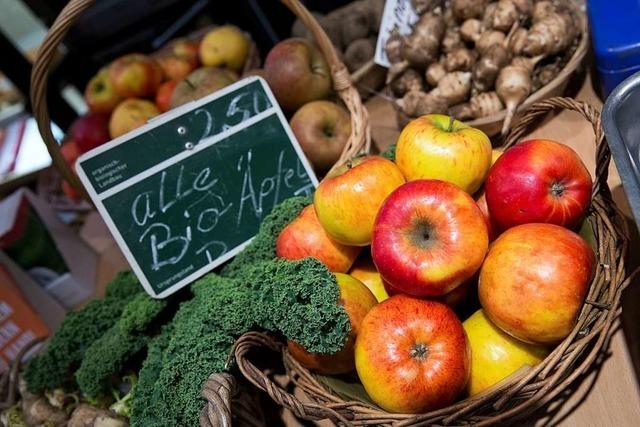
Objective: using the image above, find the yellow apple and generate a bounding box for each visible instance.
[109,99,160,139]
[313,156,405,246]
[349,256,389,302]
[463,310,548,396]
[199,26,250,71]
[491,148,503,166]
[395,114,492,194]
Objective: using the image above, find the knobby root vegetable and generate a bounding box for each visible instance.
[344,38,376,71]
[432,71,472,105]
[512,0,533,16]
[452,0,490,21]
[411,0,443,15]
[391,68,424,97]
[472,43,510,91]
[397,90,448,117]
[320,15,344,50]
[449,102,474,120]
[340,3,371,45]
[476,30,506,54]
[492,0,518,32]
[460,19,482,43]
[508,27,528,55]
[535,62,562,89]
[482,3,498,28]
[523,10,578,56]
[533,1,555,23]
[496,63,531,135]
[445,47,477,72]
[511,54,545,72]
[425,61,447,86]
[442,27,463,53]
[470,91,504,117]
[400,13,446,68]
[386,60,410,85]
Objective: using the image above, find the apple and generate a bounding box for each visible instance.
[395,114,492,194]
[276,205,360,273]
[84,68,122,114]
[464,309,548,396]
[109,53,163,98]
[168,38,199,63]
[288,273,377,375]
[155,80,177,113]
[491,148,503,166]
[109,99,160,139]
[242,68,267,79]
[69,113,110,153]
[372,180,488,297]
[264,38,332,112]
[60,139,80,168]
[355,295,470,413]
[475,190,498,242]
[314,156,405,246]
[170,67,238,109]
[485,139,592,230]
[155,53,197,83]
[290,101,351,174]
[479,223,595,344]
[199,26,250,71]
[383,274,474,308]
[349,255,389,302]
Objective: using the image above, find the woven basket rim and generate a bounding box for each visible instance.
[229,97,636,427]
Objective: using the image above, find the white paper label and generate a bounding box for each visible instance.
[374,0,419,67]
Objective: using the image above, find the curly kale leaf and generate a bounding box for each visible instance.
[24,272,141,393]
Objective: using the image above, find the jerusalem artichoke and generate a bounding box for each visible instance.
[397,90,448,117]
[400,13,446,68]
[340,4,371,45]
[385,30,403,64]
[532,1,555,23]
[449,102,474,120]
[508,27,528,55]
[391,69,425,97]
[512,0,533,16]
[472,43,510,92]
[523,10,578,56]
[445,47,477,72]
[470,91,504,117]
[425,61,447,86]
[482,3,498,28]
[344,38,376,72]
[492,0,519,32]
[476,30,506,54]
[460,19,482,43]
[432,71,472,105]
[442,27,463,53]
[452,0,490,21]
[411,0,443,15]
[496,62,531,135]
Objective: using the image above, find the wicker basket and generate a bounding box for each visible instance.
[229,97,636,426]
[29,0,370,425]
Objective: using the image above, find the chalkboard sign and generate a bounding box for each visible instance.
[77,77,318,298]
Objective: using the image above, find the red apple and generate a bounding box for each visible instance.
[382,272,474,308]
[314,156,405,246]
[167,38,199,64]
[290,100,351,174]
[475,190,498,242]
[479,223,595,344]
[155,80,178,113]
[355,295,470,413]
[264,38,332,112]
[155,54,197,83]
[276,205,360,273]
[372,180,488,297]
[485,139,592,230]
[288,273,377,374]
[60,139,81,167]
[84,68,122,114]
[109,53,163,98]
[69,113,110,153]
[170,67,238,108]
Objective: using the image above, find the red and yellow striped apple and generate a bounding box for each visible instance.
[372,180,488,297]
[485,139,592,231]
[288,273,377,374]
[355,295,470,413]
[479,223,595,344]
[276,205,360,273]
[314,156,405,246]
[349,255,389,302]
[395,115,492,194]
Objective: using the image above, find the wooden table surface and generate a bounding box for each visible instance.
[82,74,640,426]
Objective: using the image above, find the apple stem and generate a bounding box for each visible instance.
[346,160,353,169]
[447,116,455,132]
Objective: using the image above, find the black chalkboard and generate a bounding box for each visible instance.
[77,77,317,298]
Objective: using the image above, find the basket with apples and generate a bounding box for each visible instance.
[231,97,632,426]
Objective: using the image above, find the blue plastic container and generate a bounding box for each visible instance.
[588,0,640,96]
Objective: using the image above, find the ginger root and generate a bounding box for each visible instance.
[400,13,446,68]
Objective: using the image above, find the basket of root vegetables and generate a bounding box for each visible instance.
[388,0,588,136]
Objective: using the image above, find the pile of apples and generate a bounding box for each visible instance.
[276,114,594,413]
[59,25,252,200]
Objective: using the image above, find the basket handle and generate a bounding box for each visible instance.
[503,97,610,198]
[31,0,371,201]
[231,332,355,426]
